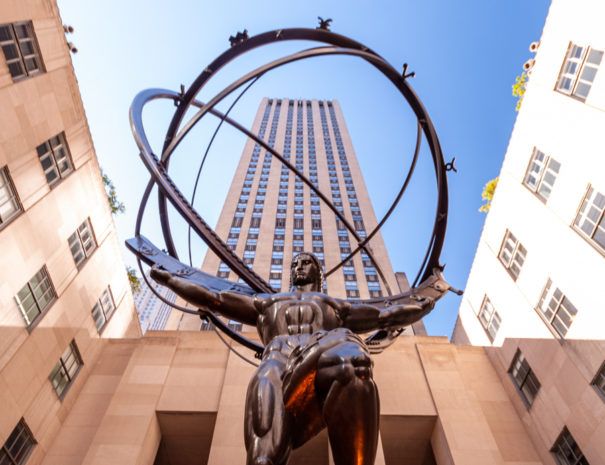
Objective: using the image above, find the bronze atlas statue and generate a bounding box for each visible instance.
[126,19,460,465]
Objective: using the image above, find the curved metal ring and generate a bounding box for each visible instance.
[131,78,394,294]
[156,27,448,289]
[154,46,396,294]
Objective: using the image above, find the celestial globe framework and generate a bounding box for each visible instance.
[126,22,459,359]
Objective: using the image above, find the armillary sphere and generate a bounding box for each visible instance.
[126,22,461,361]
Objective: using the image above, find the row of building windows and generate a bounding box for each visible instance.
[478,272,578,343]
[488,178,605,339]
[505,348,604,464]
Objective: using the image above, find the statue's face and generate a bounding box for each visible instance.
[291,254,320,288]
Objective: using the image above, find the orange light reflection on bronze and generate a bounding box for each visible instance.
[355,422,364,465]
[285,370,317,415]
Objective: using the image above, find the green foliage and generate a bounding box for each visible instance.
[101,170,125,215]
[512,71,528,112]
[479,177,499,213]
[126,266,141,295]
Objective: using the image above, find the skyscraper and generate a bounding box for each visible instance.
[134,272,177,333]
[205,98,398,299]
[172,97,427,333]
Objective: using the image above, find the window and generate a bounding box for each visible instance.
[92,287,115,332]
[509,350,541,406]
[49,340,82,398]
[551,427,590,465]
[36,133,73,187]
[556,42,603,101]
[0,419,36,465]
[477,296,501,342]
[0,166,22,227]
[68,219,96,268]
[0,21,44,80]
[498,230,527,280]
[537,279,578,338]
[574,186,605,253]
[15,266,56,327]
[590,361,605,400]
[523,148,560,201]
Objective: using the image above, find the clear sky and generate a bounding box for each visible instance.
[57,0,551,337]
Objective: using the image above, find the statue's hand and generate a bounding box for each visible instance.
[150,265,172,285]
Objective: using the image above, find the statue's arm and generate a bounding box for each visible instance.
[150,267,259,326]
[337,298,433,333]
[336,270,451,332]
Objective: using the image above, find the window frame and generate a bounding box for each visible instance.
[0,21,45,81]
[508,349,541,407]
[590,360,605,402]
[498,230,527,281]
[0,418,37,465]
[49,340,83,399]
[15,266,57,331]
[573,185,605,256]
[91,286,116,333]
[36,133,74,188]
[477,296,502,343]
[536,279,578,338]
[68,218,97,269]
[0,165,23,231]
[555,42,603,102]
[523,147,561,202]
[551,427,589,465]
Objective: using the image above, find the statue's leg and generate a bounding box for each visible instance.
[315,329,379,465]
[244,345,291,465]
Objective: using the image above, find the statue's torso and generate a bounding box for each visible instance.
[256,291,342,345]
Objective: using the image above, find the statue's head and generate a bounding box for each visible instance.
[290,252,324,292]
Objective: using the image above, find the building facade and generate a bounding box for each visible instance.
[0,1,140,464]
[453,0,605,463]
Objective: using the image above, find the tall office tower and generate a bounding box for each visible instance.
[175,97,426,332]
[0,1,140,463]
[453,1,605,463]
[204,98,399,297]
[134,272,177,333]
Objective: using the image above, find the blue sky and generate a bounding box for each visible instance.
[57,0,551,337]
